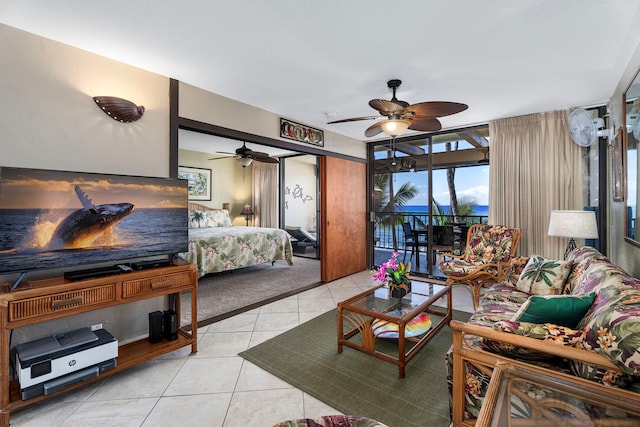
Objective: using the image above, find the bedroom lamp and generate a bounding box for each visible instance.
[547,210,598,260]
[241,204,254,226]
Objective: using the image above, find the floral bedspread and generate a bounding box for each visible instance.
[179,226,293,277]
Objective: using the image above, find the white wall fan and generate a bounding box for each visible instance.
[567,108,612,147]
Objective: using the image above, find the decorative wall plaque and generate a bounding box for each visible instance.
[280,118,324,146]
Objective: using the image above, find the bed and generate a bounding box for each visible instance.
[179,203,293,277]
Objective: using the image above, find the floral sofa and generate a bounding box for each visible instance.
[447,246,640,426]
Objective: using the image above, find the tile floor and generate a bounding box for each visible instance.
[10,271,475,427]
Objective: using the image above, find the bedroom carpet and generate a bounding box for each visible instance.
[239,308,471,427]
[181,256,321,326]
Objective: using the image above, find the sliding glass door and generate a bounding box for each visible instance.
[369,126,490,277]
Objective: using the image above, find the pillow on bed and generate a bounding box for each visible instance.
[204,209,232,227]
[188,210,206,228]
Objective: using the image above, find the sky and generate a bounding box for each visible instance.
[388,165,490,207]
[0,168,187,209]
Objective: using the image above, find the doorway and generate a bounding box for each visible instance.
[281,155,320,259]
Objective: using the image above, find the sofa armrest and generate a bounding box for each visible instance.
[437,251,464,266]
[449,319,621,427]
[450,320,618,369]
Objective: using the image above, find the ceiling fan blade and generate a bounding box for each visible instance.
[248,150,270,158]
[405,101,468,118]
[368,99,405,115]
[327,116,379,124]
[408,118,442,132]
[208,154,236,160]
[364,122,384,138]
[251,153,279,164]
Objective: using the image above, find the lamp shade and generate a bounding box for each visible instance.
[548,210,598,238]
[237,157,253,168]
[380,119,411,137]
[241,204,254,215]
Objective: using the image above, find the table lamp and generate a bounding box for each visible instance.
[241,204,254,226]
[547,210,598,259]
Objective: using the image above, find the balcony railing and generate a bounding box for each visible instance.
[373,211,488,250]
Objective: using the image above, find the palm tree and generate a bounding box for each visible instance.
[431,199,447,225]
[373,172,418,250]
[445,141,461,222]
[457,196,478,224]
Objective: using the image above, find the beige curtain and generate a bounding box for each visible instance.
[488,110,583,259]
[252,162,278,227]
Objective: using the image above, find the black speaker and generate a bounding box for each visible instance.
[148,311,163,343]
[163,310,178,341]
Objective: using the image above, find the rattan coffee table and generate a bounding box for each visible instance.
[337,279,452,377]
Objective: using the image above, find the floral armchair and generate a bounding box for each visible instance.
[437,224,522,308]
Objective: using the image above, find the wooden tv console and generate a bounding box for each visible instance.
[0,262,198,426]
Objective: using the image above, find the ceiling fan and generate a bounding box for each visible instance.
[209,142,279,167]
[327,79,468,138]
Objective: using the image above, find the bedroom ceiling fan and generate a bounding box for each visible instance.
[209,142,279,167]
[327,79,469,138]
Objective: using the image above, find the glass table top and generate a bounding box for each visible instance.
[477,362,640,427]
[343,280,449,318]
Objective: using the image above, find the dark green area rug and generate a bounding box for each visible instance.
[239,308,471,427]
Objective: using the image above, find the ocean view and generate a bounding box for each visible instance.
[374,205,490,248]
[399,205,489,216]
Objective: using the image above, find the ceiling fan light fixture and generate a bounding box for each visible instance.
[380,119,411,137]
[237,157,253,168]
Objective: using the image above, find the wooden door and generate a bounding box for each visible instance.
[320,156,367,282]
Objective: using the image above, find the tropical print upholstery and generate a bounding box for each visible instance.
[438,224,522,308]
[273,415,388,427]
[180,225,293,277]
[463,224,519,262]
[439,224,520,276]
[503,256,530,286]
[446,246,640,422]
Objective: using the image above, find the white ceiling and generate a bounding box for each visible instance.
[2,1,640,142]
[178,129,295,158]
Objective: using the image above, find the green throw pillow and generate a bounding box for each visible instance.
[513,292,596,328]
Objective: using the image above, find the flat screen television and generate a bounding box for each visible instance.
[0,166,189,277]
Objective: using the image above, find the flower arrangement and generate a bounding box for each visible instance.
[372,252,411,293]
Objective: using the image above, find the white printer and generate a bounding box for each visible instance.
[15,327,118,399]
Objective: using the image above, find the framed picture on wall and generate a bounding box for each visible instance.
[178,166,212,201]
[612,128,625,202]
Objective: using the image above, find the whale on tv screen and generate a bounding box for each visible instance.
[0,167,189,276]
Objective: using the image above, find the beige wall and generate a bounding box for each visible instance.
[0,24,170,177]
[179,149,252,225]
[0,23,172,344]
[284,156,318,229]
[0,23,362,344]
[608,38,640,276]
[179,82,365,159]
